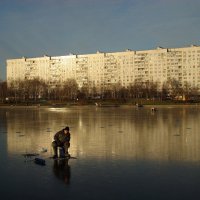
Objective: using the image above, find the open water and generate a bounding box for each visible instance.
[0,105,200,200]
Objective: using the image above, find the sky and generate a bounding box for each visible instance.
[0,0,200,80]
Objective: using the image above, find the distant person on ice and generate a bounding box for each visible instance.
[52,126,71,158]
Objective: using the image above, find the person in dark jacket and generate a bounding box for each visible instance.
[52,126,71,158]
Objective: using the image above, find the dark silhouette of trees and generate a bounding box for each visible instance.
[7,79,48,103]
[165,78,183,99]
[63,79,79,100]
[0,81,7,102]
[2,78,199,104]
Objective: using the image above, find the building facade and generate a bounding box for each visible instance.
[6,45,200,93]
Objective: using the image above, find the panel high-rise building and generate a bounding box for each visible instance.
[6,45,200,92]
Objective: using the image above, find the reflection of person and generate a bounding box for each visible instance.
[52,126,71,158]
[53,159,71,184]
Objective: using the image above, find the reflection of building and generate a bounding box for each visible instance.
[73,107,200,161]
[7,45,200,91]
[5,107,200,161]
[5,108,79,155]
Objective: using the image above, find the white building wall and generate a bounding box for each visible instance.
[6,58,26,85]
[63,55,76,81]
[6,45,200,91]
[87,52,104,93]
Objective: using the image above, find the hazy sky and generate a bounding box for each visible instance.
[0,0,200,80]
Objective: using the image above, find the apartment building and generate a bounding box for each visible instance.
[6,45,200,92]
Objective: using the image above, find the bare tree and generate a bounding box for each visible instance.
[7,80,22,103]
[0,81,7,102]
[7,78,48,103]
[143,80,158,99]
[190,86,199,99]
[63,79,78,100]
[130,79,145,99]
[166,78,183,99]
[24,78,47,101]
[110,82,122,99]
[118,87,129,100]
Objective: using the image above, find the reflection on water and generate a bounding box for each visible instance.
[2,106,200,161]
[53,159,71,184]
[2,106,200,200]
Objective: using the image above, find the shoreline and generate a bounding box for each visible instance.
[0,103,200,109]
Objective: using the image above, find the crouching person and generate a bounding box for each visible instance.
[52,126,71,158]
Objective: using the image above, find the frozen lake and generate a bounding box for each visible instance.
[0,105,200,200]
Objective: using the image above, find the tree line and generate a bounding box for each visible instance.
[0,78,199,104]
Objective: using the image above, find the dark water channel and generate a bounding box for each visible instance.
[0,105,200,200]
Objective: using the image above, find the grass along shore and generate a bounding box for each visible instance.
[0,98,200,107]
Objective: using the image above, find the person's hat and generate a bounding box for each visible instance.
[64,126,69,131]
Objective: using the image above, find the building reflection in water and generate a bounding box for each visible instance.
[4,106,200,162]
